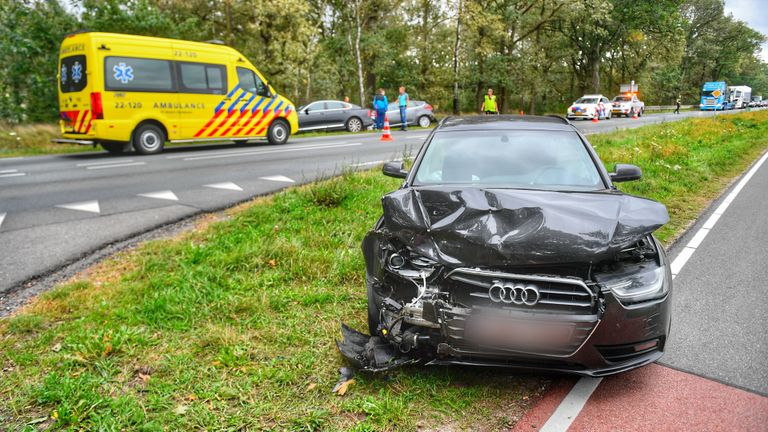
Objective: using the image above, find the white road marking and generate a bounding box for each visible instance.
[0,213,5,230]
[538,150,768,431]
[540,378,602,432]
[203,182,243,191]
[138,190,179,201]
[260,175,295,183]
[165,142,357,160]
[56,200,100,214]
[86,162,146,170]
[0,169,18,174]
[180,142,362,162]
[351,158,403,168]
[77,159,134,167]
[0,172,26,178]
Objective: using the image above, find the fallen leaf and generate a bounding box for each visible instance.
[138,373,151,384]
[306,383,317,391]
[173,404,188,415]
[51,343,62,353]
[268,259,277,268]
[103,343,113,357]
[273,225,280,232]
[332,378,355,396]
[186,394,197,401]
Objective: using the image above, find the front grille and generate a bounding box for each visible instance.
[441,307,599,357]
[704,99,716,105]
[446,268,597,315]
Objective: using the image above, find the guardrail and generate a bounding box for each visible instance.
[643,105,694,111]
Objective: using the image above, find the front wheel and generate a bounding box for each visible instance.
[418,115,431,128]
[346,117,363,132]
[132,123,165,155]
[267,120,290,145]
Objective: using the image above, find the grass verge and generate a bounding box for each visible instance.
[1,111,767,431]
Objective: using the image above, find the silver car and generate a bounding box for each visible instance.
[382,100,437,128]
[297,100,374,133]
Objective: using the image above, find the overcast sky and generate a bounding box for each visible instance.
[724,0,768,61]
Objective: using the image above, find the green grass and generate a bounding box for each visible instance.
[1,111,767,431]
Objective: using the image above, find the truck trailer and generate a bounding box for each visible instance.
[727,85,752,109]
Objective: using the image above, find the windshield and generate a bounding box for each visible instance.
[413,130,604,191]
[613,96,630,102]
[701,90,716,97]
[575,98,598,104]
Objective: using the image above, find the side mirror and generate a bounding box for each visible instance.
[610,164,642,182]
[382,161,408,179]
[304,108,310,114]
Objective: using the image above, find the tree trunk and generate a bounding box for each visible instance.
[354,0,365,106]
[452,0,462,114]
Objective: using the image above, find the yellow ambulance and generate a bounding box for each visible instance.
[54,32,298,154]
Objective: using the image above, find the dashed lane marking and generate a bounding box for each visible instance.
[77,159,134,167]
[0,172,26,178]
[203,182,244,191]
[86,162,146,170]
[0,213,5,230]
[137,190,179,201]
[538,150,768,431]
[55,200,100,214]
[180,142,362,162]
[0,169,19,174]
[260,175,295,183]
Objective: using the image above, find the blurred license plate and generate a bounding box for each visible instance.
[465,316,574,349]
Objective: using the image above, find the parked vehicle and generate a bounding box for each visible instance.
[700,81,728,110]
[728,86,752,109]
[297,100,373,132]
[611,94,644,117]
[339,115,672,376]
[53,32,298,154]
[567,95,612,120]
[378,100,436,128]
[748,96,762,107]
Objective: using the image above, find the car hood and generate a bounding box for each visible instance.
[378,186,669,267]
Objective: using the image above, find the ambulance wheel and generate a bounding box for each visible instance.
[267,119,290,145]
[132,123,165,155]
[101,142,127,154]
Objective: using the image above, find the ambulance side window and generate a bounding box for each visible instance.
[105,57,174,92]
[177,62,227,94]
[236,67,269,97]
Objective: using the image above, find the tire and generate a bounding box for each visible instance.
[639,108,644,117]
[418,115,431,128]
[101,142,128,154]
[346,117,363,133]
[132,123,165,155]
[267,119,290,145]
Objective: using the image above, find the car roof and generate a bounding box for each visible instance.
[580,94,604,98]
[437,115,574,132]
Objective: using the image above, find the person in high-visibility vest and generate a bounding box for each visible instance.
[481,88,498,115]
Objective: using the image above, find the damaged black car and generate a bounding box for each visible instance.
[338,115,672,377]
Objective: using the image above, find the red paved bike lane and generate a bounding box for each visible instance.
[512,364,768,431]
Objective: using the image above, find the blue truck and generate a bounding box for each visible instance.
[700,81,729,110]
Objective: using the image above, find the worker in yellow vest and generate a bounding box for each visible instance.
[481,88,498,115]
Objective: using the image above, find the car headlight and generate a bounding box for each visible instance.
[385,250,438,279]
[605,265,668,305]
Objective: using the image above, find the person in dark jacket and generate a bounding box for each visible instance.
[373,89,388,130]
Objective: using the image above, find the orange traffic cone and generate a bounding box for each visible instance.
[632,109,638,119]
[591,114,599,123]
[380,114,394,142]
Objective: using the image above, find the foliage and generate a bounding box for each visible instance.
[0,0,766,123]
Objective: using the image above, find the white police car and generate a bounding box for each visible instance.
[567,94,612,120]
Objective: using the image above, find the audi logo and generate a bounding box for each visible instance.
[488,282,540,306]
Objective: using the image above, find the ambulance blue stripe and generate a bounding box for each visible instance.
[261,98,276,112]
[215,84,242,113]
[250,97,266,114]
[227,90,247,113]
[272,101,284,112]
[240,94,256,113]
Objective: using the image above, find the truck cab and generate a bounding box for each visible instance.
[700,81,727,111]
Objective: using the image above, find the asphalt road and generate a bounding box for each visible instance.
[662,151,768,395]
[0,108,755,297]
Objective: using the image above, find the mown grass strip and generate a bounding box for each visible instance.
[1,111,766,431]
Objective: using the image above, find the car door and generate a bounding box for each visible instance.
[386,102,400,126]
[323,101,349,129]
[297,102,325,130]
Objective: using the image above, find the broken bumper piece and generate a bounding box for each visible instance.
[336,323,418,372]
